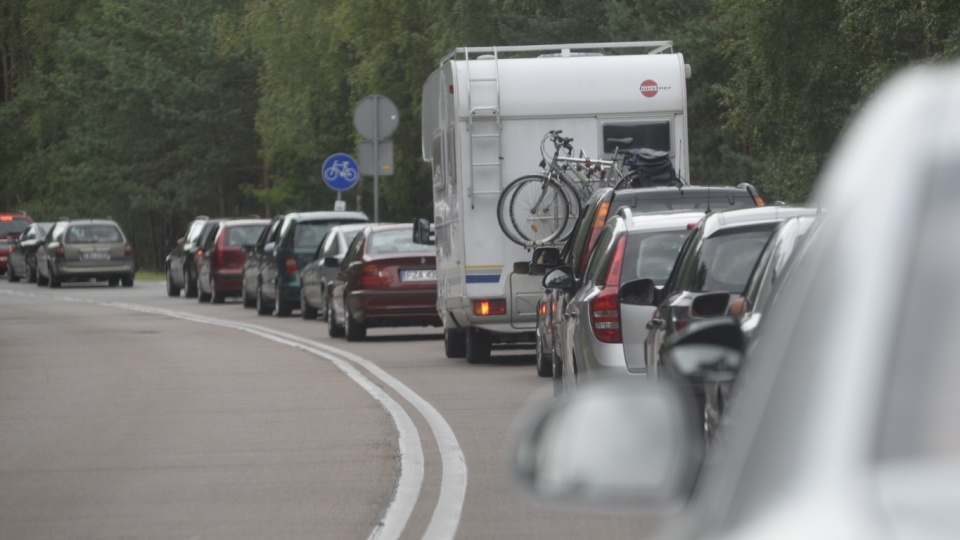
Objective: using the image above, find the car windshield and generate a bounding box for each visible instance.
[64,224,122,244]
[367,229,429,254]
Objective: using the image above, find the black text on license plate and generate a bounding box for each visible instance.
[81,251,110,261]
[401,269,435,282]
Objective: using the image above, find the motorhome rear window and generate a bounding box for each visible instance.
[602,122,671,154]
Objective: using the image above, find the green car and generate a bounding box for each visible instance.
[241,211,369,316]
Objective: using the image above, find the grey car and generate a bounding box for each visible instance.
[299,222,369,320]
[544,210,703,391]
[35,219,135,287]
[513,62,960,540]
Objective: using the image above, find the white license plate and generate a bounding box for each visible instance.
[81,251,111,261]
[401,269,435,282]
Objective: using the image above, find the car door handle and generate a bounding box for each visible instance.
[646,318,664,330]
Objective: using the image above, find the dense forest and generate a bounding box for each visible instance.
[2,0,958,270]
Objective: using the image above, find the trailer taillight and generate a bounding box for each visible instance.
[473,299,506,317]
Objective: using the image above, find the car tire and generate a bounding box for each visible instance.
[327,302,345,338]
[256,282,272,316]
[301,291,318,319]
[27,259,37,283]
[197,276,211,302]
[184,267,198,298]
[241,277,255,308]
[535,330,552,378]
[166,268,180,297]
[274,290,294,317]
[6,264,18,283]
[211,279,225,304]
[318,289,329,321]
[344,303,366,341]
[108,277,120,287]
[465,328,491,364]
[47,265,61,288]
[121,274,134,287]
[444,328,467,358]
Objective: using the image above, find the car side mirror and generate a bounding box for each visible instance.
[323,256,340,268]
[413,217,435,245]
[512,379,702,508]
[514,261,531,275]
[619,279,660,306]
[543,266,576,293]
[532,246,561,268]
[690,292,732,318]
[263,242,276,255]
[665,316,745,384]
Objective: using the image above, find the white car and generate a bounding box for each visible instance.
[513,63,960,539]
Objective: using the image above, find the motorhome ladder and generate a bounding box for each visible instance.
[463,48,503,209]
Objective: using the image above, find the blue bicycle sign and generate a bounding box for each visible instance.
[322,153,360,192]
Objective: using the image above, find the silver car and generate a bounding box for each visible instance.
[514,62,960,539]
[36,219,135,287]
[544,210,703,391]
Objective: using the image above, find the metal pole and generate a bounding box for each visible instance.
[373,96,380,223]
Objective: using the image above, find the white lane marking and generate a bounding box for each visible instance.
[2,290,467,539]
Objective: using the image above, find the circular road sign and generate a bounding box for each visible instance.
[322,153,360,192]
[353,95,399,141]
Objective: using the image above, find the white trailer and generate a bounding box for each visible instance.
[420,41,690,363]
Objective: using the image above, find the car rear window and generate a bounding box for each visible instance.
[367,229,430,255]
[0,217,31,237]
[65,224,123,244]
[225,225,267,247]
[620,229,689,286]
[289,221,364,249]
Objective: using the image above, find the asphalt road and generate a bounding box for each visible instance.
[0,279,661,539]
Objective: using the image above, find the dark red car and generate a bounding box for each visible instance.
[196,218,269,303]
[326,223,441,341]
[0,213,34,274]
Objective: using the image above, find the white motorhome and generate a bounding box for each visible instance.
[420,41,690,364]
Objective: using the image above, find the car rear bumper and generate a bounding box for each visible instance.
[348,289,442,327]
[54,260,135,279]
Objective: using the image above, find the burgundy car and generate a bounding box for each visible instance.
[326,223,441,341]
[196,218,269,303]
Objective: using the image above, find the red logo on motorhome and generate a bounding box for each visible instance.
[640,80,668,98]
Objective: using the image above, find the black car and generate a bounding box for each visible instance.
[6,221,52,283]
[626,206,817,405]
[166,216,224,298]
[241,211,368,317]
[527,184,764,381]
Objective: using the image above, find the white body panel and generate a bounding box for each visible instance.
[422,43,690,338]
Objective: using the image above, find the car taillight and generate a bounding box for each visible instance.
[473,299,507,316]
[359,263,392,287]
[671,305,691,333]
[589,236,626,344]
[581,201,611,274]
[284,255,299,275]
[56,244,65,259]
[540,303,547,316]
[124,243,133,257]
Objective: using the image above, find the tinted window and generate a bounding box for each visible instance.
[621,229,688,286]
[602,122,670,154]
[673,225,774,294]
[367,229,430,254]
[225,225,266,247]
[65,224,123,244]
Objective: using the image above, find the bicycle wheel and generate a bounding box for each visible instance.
[508,175,575,245]
[497,175,537,245]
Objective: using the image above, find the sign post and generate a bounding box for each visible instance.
[354,95,398,222]
[321,153,360,210]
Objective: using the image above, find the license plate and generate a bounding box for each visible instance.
[81,251,110,261]
[401,269,435,282]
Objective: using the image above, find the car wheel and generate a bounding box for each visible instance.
[121,274,134,287]
[274,290,294,317]
[197,276,211,302]
[166,268,180,297]
[47,265,61,288]
[211,278,225,304]
[301,291,318,319]
[327,301,345,338]
[241,277,255,308]
[319,291,329,322]
[535,330,552,378]
[108,277,120,287]
[344,302,366,341]
[184,267,198,298]
[6,264,18,283]
[27,259,37,283]
[444,328,466,358]
[256,282,272,315]
[465,328,491,364]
